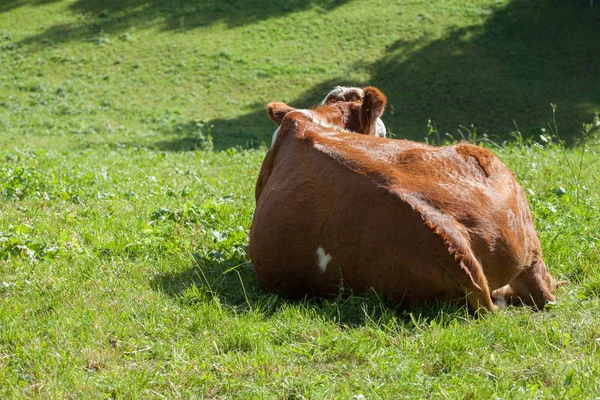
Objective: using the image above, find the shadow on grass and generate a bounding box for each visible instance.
[155,0,600,150]
[366,0,600,143]
[151,79,359,151]
[0,0,61,14]
[15,0,354,47]
[150,253,470,330]
[17,0,597,150]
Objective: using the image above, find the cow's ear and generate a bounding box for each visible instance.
[360,87,387,135]
[267,102,295,125]
[362,87,386,119]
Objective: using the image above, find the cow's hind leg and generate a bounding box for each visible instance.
[495,259,556,309]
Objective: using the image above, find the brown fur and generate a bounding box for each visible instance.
[360,87,387,136]
[267,86,386,137]
[250,88,558,312]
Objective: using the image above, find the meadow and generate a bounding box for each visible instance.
[1,0,600,397]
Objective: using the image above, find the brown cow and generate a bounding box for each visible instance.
[249,86,559,311]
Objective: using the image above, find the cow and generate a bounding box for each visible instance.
[248,86,560,312]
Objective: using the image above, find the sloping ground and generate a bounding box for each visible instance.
[1,0,598,150]
[1,0,600,397]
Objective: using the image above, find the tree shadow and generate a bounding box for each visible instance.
[157,0,599,150]
[366,0,600,143]
[18,0,597,150]
[16,0,354,48]
[150,253,471,330]
[0,0,61,14]
[152,78,360,151]
[155,0,600,151]
[147,106,270,152]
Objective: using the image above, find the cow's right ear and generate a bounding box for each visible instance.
[362,87,387,120]
[359,86,387,136]
[267,102,295,125]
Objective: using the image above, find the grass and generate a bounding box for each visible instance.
[1,0,600,397]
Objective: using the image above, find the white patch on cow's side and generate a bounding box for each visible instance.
[507,209,517,234]
[270,126,281,147]
[316,247,332,274]
[321,86,365,105]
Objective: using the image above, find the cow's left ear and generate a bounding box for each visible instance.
[267,102,296,126]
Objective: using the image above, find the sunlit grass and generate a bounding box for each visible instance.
[1,0,600,397]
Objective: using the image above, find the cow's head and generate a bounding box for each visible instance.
[267,86,387,146]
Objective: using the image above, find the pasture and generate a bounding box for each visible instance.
[1,0,600,397]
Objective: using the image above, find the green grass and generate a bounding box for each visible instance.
[1,0,600,397]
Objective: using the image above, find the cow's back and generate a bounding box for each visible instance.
[249,123,494,305]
